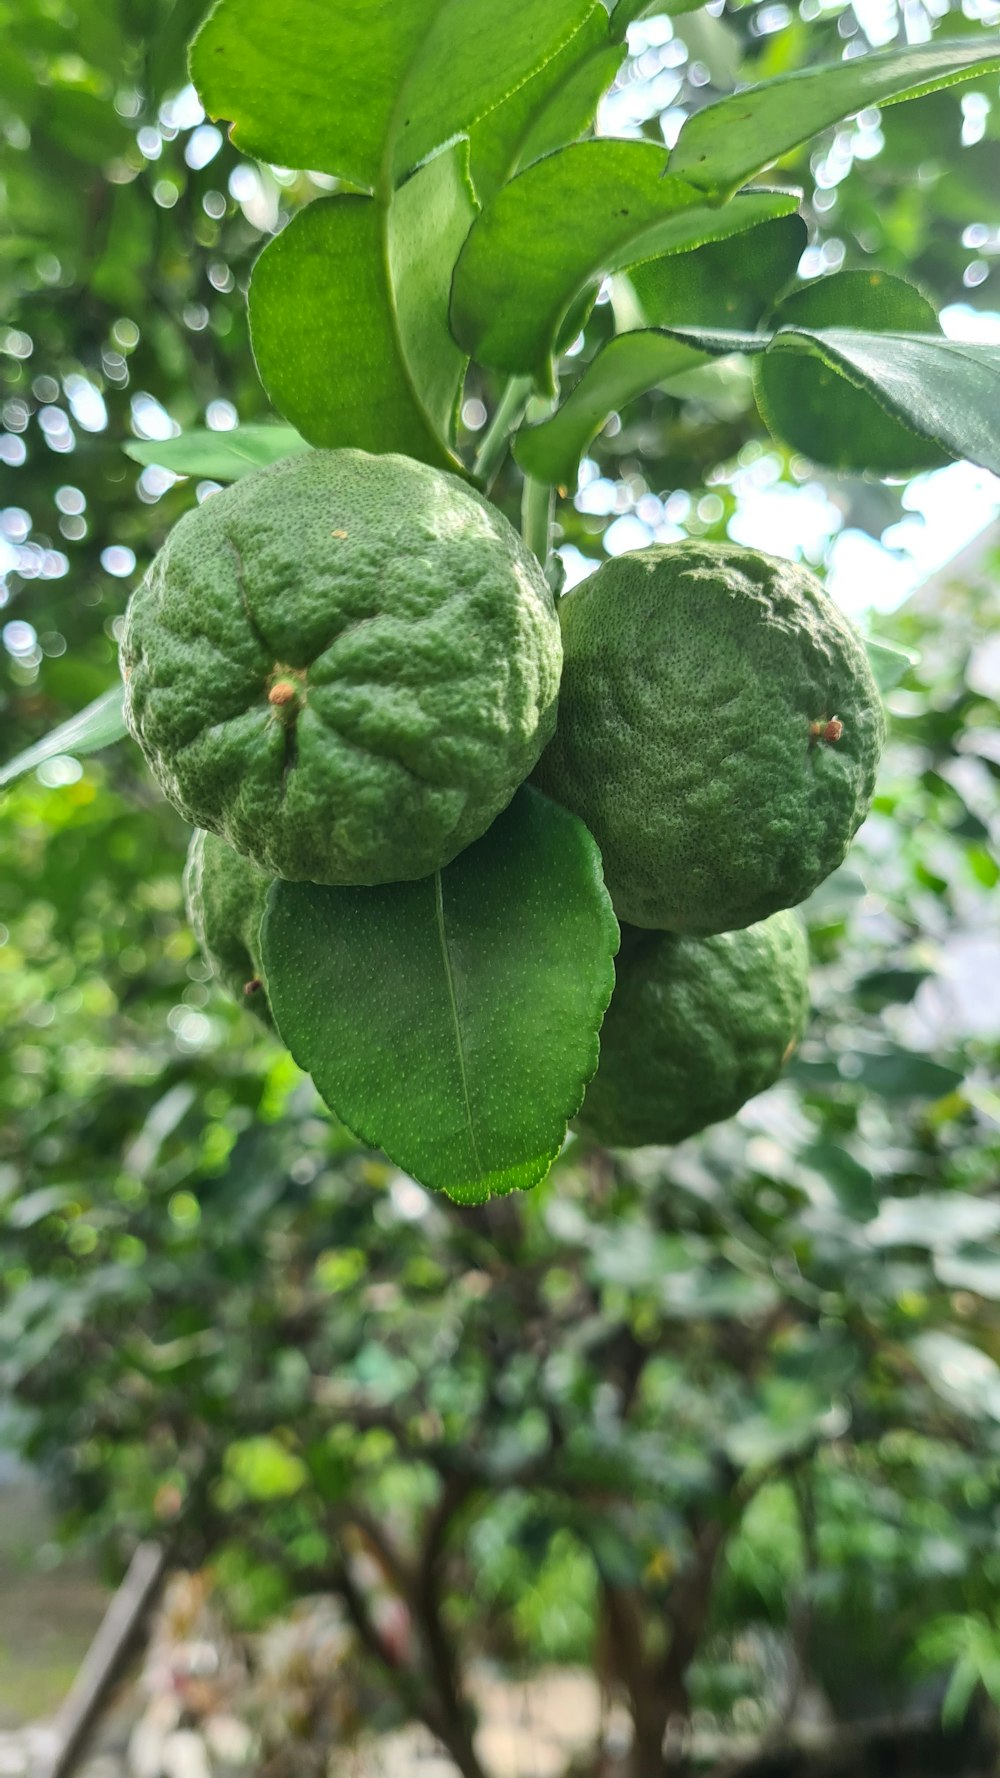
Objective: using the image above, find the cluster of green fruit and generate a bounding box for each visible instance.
[121,448,884,1154]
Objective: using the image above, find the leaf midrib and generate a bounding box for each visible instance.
[376,0,609,200]
[433,869,483,1175]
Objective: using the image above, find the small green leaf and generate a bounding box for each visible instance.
[941,1656,983,1731]
[799,1143,878,1222]
[631,212,807,331]
[124,425,309,480]
[261,787,619,1204]
[515,332,706,486]
[671,10,742,92]
[192,0,600,190]
[146,0,211,102]
[862,1050,965,1101]
[249,143,475,465]
[661,321,1000,477]
[669,37,1000,199]
[854,967,931,1011]
[765,329,1000,477]
[935,1252,1000,1301]
[864,635,920,692]
[226,1436,308,1501]
[754,270,945,475]
[800,865,867,922]
[6,1185,78,1229]
[515,207,806,483]
[0,688,127,791]
[451,147,799,382]
[726,1380,841,1469]
[910,1331,1000,1424]
[517,43,624,174]
[869,1192,1000,1250]
[968,846,1000,889]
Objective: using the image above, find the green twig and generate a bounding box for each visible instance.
[521,473,554,571]
[472,375,532,489]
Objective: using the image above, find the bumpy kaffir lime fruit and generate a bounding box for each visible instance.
[183,828,272,1026]
[533,543,884,935]
[577,910,809,1148]
[122,450,561,885]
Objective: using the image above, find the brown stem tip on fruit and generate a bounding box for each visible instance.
[809,716,844,745]
[268,679,299,708]
[243,977,263,997]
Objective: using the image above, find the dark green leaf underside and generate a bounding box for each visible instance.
[261,787,619,1204]
[755,269,945,475]
[249,144,475,467]
[630,212,807,333]
[666,322,1000,476]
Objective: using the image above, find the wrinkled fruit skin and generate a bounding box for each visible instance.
[183,828,273,1026]
[577,910,809,1148]
[122,449,561,885]
[533,543,885,934]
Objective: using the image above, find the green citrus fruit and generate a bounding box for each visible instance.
[122,450,561,885]
[578,910,809,1148]
[183,828,272,1025]
[533,543,885,934]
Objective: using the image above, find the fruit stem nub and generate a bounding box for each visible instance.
[809,716,844,745]
[267,665,307,723]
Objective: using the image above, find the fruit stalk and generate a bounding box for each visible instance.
[473,375,532,489]
[521,473,554,571]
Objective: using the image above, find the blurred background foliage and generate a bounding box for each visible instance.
[1,0,999,1773]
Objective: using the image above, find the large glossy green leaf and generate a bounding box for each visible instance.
[0,688,126,791]
[669,38,1000,199]
[754,270,945,475]
[125,425,309,480]
[663,319,1000,477]
[192,0,600,191]
[261,787,619,1204]
[249,143,475,466]
[468,11,621,203]
[451,146,799,383]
